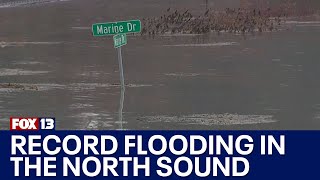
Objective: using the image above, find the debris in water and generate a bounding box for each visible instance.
[0,83,39,91]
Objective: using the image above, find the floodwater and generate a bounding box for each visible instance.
[1,0,320,130]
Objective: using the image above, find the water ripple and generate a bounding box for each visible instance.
[163,42,239,47]
[0,69,49,76]
[0,0,70,8]
[139,113,277,126]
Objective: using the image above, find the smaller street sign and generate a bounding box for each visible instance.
[113,34,127,48]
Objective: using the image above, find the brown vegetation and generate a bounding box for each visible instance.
[141,8,283,36]
[140,0,318,36]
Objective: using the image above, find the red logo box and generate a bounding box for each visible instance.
[10,117,40,131]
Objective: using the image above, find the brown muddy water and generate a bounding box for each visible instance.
[0,0,320,130]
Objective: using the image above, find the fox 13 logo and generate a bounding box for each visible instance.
[10,117,55,131]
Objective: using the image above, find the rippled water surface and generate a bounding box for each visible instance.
[1,0,320,130]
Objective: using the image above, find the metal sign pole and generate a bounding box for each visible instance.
[117,47,125,130]
[117,47,125,89]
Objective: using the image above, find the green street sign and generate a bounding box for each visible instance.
[92,20,141,36]
[113,34,127,48]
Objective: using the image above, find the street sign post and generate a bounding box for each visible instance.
[92,20,141,36]
[92,20,141,129]
[113,34,127,48]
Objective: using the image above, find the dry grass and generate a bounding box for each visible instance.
[140,0,318,36]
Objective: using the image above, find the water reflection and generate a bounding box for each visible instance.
[118,87,125,130]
